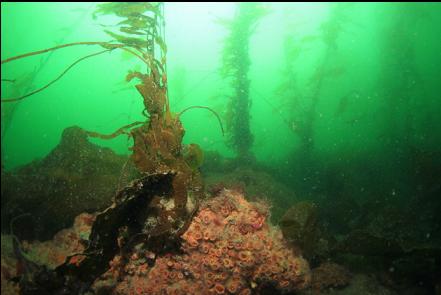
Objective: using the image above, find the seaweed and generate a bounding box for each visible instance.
[183,143,205,170]
[93,2,159,19]
[219,2,268,163]
[2,49,112,103]
[271,4,354,191]
[85,3,202,242]
[0,3,225,254]
[1,8,168,170]
[1,4,93,157]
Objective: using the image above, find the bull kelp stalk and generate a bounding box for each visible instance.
[221,2,267,163]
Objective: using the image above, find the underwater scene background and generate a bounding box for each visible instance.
[1,2,441,295]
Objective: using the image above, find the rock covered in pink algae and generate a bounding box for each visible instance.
[96,189,311,294]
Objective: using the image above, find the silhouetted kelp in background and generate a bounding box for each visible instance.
[219,2,268,164]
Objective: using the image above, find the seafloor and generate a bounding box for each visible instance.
[1,128,440,295]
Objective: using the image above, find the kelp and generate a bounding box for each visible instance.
[274,2,352,152]
[219,3,268,162]
[118,15,156,29]
[220,3,268,78]
[104,30,150,48]
[0,42,149,103]
[183,143,205,170]
[1,41,114,65]
[93,2,159,19]
[94,2,164,57]
[85,121,144,140]
[1,3,218,246]
[177,105,225,136]
[126,71,167,114]
[1,70,36,162]
[91,2,204,241]
[2,49,112,103]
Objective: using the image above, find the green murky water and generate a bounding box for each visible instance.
[1,3,441,294]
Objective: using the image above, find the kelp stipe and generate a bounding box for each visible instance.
[218,2,268,163]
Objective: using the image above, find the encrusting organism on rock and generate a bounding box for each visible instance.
[1,189,311,295]
[92,189,311,294]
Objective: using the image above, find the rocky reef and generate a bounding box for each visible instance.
[1,189,310,295]
[279,196,441,294]
[1,126,133,240]
[203,161,299,223]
